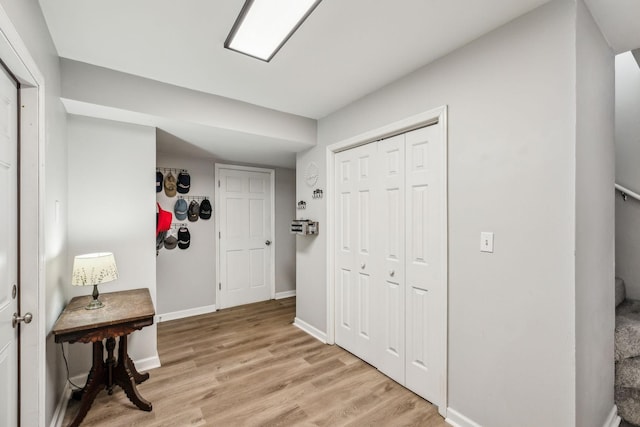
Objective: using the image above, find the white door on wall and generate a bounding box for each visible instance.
[217,165,274,309]
[334,142,378,366]
[0,62,19,427]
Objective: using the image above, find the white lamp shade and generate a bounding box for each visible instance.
[71,252,119,286]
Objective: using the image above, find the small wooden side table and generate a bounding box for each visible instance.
[52,288,156,427]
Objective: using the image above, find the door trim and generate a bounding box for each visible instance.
[325,105,448,416]
[214,163,276,309]
[0,5,46,426]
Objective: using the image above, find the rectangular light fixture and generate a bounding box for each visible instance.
[225,0,322,62]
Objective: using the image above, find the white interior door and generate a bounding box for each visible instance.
[334,142,378,366]
[218,166,274,309]
[0,62,19,427]
[404,125,446,405]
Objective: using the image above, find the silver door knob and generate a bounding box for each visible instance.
[12,312,32,328]
[389,270,395,277]
[265,240,272,246]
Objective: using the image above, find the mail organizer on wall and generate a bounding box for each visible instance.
[291,219,319,235]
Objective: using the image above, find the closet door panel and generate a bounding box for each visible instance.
[405,124,445,405]
[377,135,405,383]
[335,152,356,353]
[358,272,372,340]
[358,189,371,255]
[335,142,378,365]
[337,268,352,331]
[409,185,429,272]
[354,143,377,364]
[408,287,429,369]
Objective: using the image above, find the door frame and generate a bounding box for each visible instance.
[325,105,448,415]
[0,5,46,427]
[214,163,276,309]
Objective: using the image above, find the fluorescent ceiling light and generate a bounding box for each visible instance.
[225,0,322,62]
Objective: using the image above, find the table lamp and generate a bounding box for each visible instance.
[72,252,119,310]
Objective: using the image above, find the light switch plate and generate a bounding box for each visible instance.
[480,232,494,253]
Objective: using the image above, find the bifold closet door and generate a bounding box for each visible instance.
[334,135,407,384]
[404,124,446,405]
[334,142,378,367]
[333,121,446,410]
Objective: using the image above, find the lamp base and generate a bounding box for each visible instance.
[85,298,104,310]
[84,284,104,310]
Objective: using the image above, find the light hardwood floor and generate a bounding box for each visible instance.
[63,297,448,426]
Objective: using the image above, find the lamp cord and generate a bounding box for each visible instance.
[59,342,83,391]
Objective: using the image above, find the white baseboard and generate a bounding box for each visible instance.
[69,373,86,388]
[275,290,296,300]
[293,317,327,343]
[445,407,482,427]
[156,304,217,323]
[444,404,618,427]
[68,354,160,388]
[134,354,161,372]
[603,405,621,427]
[49,382,72,427]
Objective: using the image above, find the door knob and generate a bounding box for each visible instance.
[265,240,272,246]
[361,263,366,269]
[389,270,395,277]
[12,312,33,328]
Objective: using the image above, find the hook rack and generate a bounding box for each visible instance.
[177,195,209,201]
[157,167,188,174]
[171,223,188,229]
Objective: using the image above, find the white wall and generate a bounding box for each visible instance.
[67,115,158,375]
[615,52,640,192]
[574,1,615,426]
[274,168,296,295]
[60,59,316,168]
[616,196,640,298]
[615,52,640,299]
[0,1,69,424]
[156,152,216,316]
[297,2,580,425]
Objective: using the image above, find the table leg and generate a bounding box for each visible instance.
[114,335,152,411]
[121,337,149,384]
[68,341,106,427]
[105,337,117,395]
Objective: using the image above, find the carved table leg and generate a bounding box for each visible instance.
[120,336,149,384]
[114,335,152,411]
[68,341,106,427]
[105,337,117,395]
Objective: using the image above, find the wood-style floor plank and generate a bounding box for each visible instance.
[63,297,447,426]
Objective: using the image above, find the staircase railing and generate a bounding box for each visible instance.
[616,183,640,202]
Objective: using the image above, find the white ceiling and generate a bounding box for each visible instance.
[40,0,557,120]
[38,0,640,166]
[583,0,640,54]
